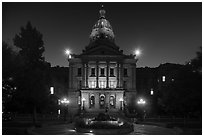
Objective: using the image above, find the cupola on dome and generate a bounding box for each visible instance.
[90,6,115,42]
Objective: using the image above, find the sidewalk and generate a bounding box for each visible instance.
[27,123,182,135]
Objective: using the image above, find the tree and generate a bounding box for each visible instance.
[13,22,50,125]
[2,42,18,112]
[190,46,202,73]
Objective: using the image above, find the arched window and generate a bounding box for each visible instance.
[90,94,95,108]
[99,94,105,109]
[109,95,115,108]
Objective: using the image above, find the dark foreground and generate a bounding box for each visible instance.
[2,115,202,135]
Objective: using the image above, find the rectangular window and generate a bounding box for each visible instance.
[89,81,96,88]
[99,81,106,88]
[77,68,82,76]
[124,68,128,77]
[91,68,95,76]
[50,87,54,94]
[109,81,116,88]
[162,76,165,82]
[110,68,115,77]
[100,68,105,77]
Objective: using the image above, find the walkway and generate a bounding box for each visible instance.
[28,123,181,135]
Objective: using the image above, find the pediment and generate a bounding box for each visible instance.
[82,44,123,55]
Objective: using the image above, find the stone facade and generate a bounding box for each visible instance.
[67,7,137,115]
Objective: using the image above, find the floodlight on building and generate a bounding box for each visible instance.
[135,49,141,57]
[65,49,71,59]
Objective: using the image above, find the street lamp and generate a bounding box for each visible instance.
[137,98,146,105]
[60,98,70,121]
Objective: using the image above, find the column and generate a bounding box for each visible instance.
[82,63,85,88]
[117,62,119,88]
[96,61,99,88]
[106,61,109,88]
[85,63,88,88]
[120,63,123,88]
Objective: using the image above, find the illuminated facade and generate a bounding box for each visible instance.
[67,7,137,114]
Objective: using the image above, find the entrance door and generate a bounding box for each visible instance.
[99,94,105,109]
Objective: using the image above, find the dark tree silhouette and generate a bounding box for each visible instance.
[2,42,18,112]
[13,22,50,125]
[190,46,202,73]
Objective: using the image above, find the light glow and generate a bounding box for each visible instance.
[61,98,70,104]
[119,98,123,101]
[137,98,146,104]
[65,49,71,59]
[65,49,70,55]
[135,49,141,56]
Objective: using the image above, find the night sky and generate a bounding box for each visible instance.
[3,2,201,67]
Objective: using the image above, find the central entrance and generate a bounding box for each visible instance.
[80,89,124,112]
[99,94,105,109]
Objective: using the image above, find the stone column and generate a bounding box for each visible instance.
[106,61,109,88]
[120,63,123,88]
[117,62,120,88]
[96,61,99,88]
[82,63,85,88]
[85,63,89,88]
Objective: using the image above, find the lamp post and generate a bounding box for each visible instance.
[60,98,70,121]
[137,98,146,121]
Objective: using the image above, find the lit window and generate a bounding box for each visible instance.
[50,87,54,94]
[90,95,95,108]
[100,94,105,109]
[109,95,115,108]
[109,81,116,88]
[162,76,165,82]
[89,81,96,88]
[99,81,106,88]
[150,88,154,95]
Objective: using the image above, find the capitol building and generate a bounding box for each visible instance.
[66,7,137,115]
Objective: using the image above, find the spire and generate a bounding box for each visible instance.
[99,5,106,19]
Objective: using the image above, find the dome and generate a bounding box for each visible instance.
[90,6,115,42]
